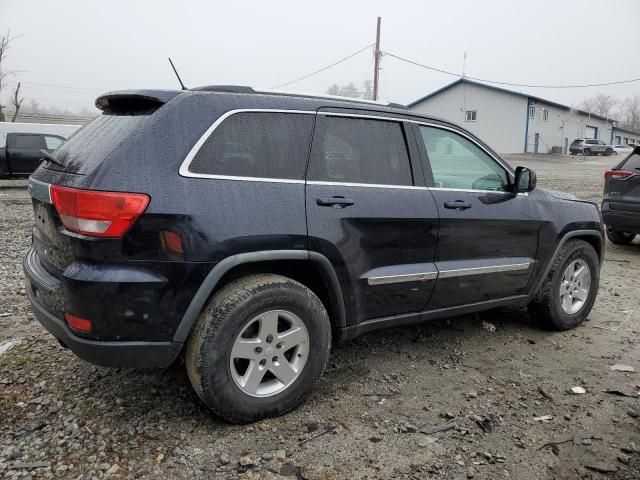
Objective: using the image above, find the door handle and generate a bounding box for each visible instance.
[444,200,472,210]
[316,196,355,208]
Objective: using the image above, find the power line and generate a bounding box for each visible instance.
[384,51,640,89]
[271,44,374,89]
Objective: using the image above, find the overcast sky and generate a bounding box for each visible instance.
[1,0,639,113]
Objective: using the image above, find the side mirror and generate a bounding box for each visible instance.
[514,166,537,193]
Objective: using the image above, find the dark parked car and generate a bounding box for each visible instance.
[0,132,65,178]
[23,87,604,422]
[569,138,614,156]
[602,146,640,244]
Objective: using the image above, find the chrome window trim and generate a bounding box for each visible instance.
[438,262,531,279]
[307,180,427,190]
[367,272,438,286]
[179,108,516,193]
[178,109,315,180]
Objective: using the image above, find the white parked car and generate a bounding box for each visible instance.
[613,144,634,155]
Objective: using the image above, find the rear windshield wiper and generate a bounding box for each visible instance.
[39,149,66,169]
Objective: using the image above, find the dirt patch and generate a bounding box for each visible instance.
[1,158,639,479]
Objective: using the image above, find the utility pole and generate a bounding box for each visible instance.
[373,17,381,101]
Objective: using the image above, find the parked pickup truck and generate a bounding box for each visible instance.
[0,132,66,178]
[1,122,81,178]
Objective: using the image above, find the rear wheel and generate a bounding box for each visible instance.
[583,148,591,156]
[185,274,331,423]
[606,227,636,245]
[529,240,599,330]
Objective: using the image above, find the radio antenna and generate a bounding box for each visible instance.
[168,57,188,90]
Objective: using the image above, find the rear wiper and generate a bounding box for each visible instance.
[39,149,66,168]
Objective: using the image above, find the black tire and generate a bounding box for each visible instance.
[606,227,636,245]
[185,274,331,423]
[528,240,599,331]
[583,148,591,156]
[605,148,613,156]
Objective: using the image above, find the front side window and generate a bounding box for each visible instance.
[189,112,314,179]
[308,116,413,186]
[14,134,43,149]
[419,126,509,191]
[465,110,477,122]
[44,136,63,150]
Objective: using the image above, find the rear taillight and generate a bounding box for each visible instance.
[604,170,635,181]
[50,185,150,238]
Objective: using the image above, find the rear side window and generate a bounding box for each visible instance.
[308,116,413,186]
[189,112,314,180]
[14,134,43,149]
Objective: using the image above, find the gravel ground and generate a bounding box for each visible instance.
[1,154,639,480]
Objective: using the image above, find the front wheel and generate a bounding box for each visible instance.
[528,239,599,330]
[606,227,636,245]
[185,274,331,423]
[605,148,613,156]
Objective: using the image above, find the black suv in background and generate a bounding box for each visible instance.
[602,145,640,244]
[24,87,604,422]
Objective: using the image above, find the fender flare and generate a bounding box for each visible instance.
[529,229,603,300]
[172,250,346,343]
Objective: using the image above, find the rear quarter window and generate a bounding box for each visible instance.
[188,112,315,180]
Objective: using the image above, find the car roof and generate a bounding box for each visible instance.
[95,86,452,125]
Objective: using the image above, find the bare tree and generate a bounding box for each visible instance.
[10,81,23,121]
[621,95,640,131]
[580,94,618,118]
[0,31,11,122]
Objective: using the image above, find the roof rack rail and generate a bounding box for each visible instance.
[258,88,408,109]
[190,84,407,109]
[191,85,257,94]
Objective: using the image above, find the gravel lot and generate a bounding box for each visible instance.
[1,154,639,479]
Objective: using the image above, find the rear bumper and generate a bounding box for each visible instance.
[23,248,182,368]
[26,288,181,368]
[601,203,640,234]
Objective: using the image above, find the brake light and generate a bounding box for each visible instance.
[50,185,150,238]
[604,170,635,181]
[65,313,92,333]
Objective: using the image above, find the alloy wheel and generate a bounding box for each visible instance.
[559,259,591,315]
[230,310,309,397]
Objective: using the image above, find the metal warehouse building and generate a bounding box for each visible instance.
[408,78,640,154]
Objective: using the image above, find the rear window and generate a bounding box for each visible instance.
[571,140,582,145]
[189,112,314,180]
[14,134,43,149]
[44,114,150,175]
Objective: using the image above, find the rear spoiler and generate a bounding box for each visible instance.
[95,90,183,114]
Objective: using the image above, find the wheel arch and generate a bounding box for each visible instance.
[172,250,346,344]
[530,229,603,300]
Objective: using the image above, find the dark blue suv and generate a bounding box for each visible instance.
[24,87,604,422]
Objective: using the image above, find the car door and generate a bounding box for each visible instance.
[8,134,45,174]
[415,123,543,309]
[305,109,439,323]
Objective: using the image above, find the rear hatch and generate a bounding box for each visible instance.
[28,91,179,291]
[604,146,640,213]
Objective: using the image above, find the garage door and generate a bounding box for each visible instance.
[585,125,597,139]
